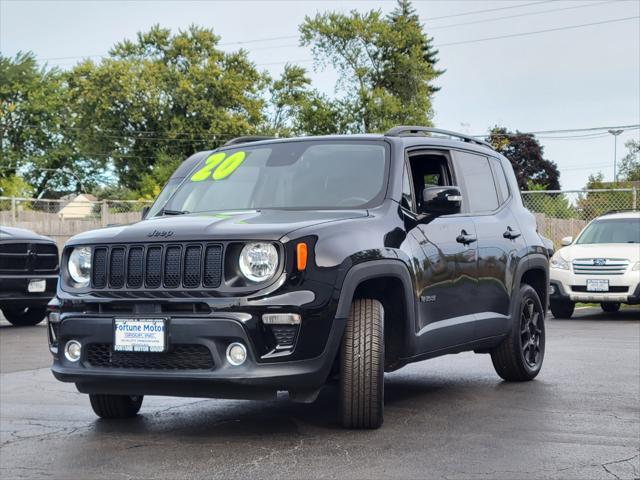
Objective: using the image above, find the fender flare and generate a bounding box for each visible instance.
[335,260,418,355]
[512,253,550,312]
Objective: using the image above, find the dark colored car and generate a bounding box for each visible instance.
[0,226,59,326]
[49,127,549,429]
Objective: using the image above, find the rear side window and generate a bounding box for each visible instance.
[490,157,510,204]
[454,151,499,213]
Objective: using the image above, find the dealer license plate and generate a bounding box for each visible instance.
[586,279,609,292]
[27,279,46,293]
[114,318,167,352]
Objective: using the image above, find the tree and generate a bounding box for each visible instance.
[299,0,443,133]
[618,139,640,181]
[0,52,105,197]
[65,25,267,193]
[486,127,561,190]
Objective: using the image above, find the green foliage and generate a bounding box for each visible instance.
[0,52,106,197]
[487,126,561,191]
[65,25,267,193]
[299,0,442,133]
[574,172,635,219]
[0,174,33,197]
[618,139,640,181]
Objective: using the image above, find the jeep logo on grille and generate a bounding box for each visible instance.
[147,229,174,238]
[593,258,606,266]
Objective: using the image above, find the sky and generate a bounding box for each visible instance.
[1,0,639,191]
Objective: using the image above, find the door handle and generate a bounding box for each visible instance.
[456,230,477,245]
[503,226,521,240]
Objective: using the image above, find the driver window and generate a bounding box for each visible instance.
[407,153,452,211]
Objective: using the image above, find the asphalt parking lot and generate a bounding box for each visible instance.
[1,307,638,480]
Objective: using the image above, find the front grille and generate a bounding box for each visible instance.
[572,285,629,293]
[90,243,223,290]
[271,325,299,347]
[0,242,58,274]
[572,259,629,275]
[86,343,214,370]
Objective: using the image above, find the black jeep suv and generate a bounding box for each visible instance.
[50,127,549,429]
[0,226,59,326]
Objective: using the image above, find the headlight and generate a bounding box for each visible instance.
[550,253,570,270]
[239,243,278,283]
[68,247,92,287]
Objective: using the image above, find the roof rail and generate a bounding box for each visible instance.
[223,135,277,147]
[384,126,494,150]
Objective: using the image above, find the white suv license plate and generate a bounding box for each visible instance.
[586,279,609,292]
[114,318,167,352]
[27,279,46,293]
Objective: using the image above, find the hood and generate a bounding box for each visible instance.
[66,209,368,246]
[0,226,55,243]
[558,243,640,263]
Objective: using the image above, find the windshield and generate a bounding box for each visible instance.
[157,140,389,215]
[575,218,640,244]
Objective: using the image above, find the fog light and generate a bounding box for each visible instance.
[64,340,82,362]
[226,342,247,366]
[48,311,61,323]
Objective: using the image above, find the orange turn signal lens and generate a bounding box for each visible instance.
[296,242,308,271]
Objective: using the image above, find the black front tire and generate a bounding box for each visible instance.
[550,300,574,319]
[89,394,143,419]
[1,306,47,326]
[600,302,621,313]
[491,284,545,382]
[340,298,384,429]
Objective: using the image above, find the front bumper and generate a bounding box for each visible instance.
[550,267,640,304]
[0,274,58,307]
[51,315,346,400]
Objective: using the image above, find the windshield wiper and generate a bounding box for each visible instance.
[160,208,189,216]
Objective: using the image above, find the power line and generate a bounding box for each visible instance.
[425,0,554,21]
[436,15,639,48]
[35,0,586,63]
[429,1,613,31]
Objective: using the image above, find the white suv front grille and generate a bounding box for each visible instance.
[572,258,629,275]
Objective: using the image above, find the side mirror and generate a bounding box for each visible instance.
[141,205,150,220]
[561,236,573,246]
[422,186,462,215]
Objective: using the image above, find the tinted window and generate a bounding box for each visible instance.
[161,141,388,214]
[576,218,640,244]
[454,151,499,212]
[490,157,510,203]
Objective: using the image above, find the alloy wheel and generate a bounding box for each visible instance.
[520,298,543,368]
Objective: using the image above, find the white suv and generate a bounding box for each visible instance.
[549,210,640,318]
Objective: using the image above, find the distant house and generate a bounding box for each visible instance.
[58,194,98,219]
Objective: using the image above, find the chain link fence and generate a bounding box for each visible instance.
[0,197,152,250]
[1,189,638,251]
[521,188,638,248]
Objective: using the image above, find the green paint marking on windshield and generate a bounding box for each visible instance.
[213,151,246,180]
[190,152,226,182]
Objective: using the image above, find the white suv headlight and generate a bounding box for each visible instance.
[550,253,570,270]
[68,247,92,287]
[239,243,278,283]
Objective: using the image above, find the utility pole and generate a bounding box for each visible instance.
[608,129,623,183]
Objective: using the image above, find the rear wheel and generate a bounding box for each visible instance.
[600,302,621,313]
[89,394,143,419]
[1,306,47,326]
[491,284,545,382]
[550,300,574,319]
[339,298,384,429]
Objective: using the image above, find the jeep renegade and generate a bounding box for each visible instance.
[49,127,550,429]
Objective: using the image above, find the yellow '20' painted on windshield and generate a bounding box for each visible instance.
[190,151,246,182]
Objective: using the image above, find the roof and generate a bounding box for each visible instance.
[598,210,640,220]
